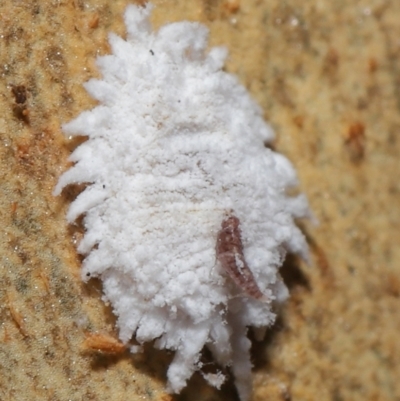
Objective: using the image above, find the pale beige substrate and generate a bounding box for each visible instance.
[1,0,399,400]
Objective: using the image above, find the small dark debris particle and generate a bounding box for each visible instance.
[11,85,27,104]
[10,85,29,123]
[368,57,378,73]
[149,49,154,55]
[324,48,339,70]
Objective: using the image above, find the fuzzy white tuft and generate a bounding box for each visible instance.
[55,4,310,400]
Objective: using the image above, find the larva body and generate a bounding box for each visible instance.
[55,4,309,400]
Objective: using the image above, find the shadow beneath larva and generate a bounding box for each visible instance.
[280,253,311,293]
[88,350,132,371]
[175,347,239,401]
[129,343,240,401]
[251,253,311,372]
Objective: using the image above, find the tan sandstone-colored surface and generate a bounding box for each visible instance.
[1,0,399,400]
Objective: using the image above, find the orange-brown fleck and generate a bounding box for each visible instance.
[16,141,30,162]
[293,115,304,129]
[87,13,99,29]
[39,270,51,293]
[160,395,174,401]
[223,0,240,14]
[385,272,400,297]
[322,48,339,78]
[368,57,378,73]
[312,240,330,276]
[7,293,28,337]
[3,326,10,343]
[344,122,366,162]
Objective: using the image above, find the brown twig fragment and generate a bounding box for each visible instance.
[83,332,126,354]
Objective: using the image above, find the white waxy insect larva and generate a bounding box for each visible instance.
[54,3,310,400]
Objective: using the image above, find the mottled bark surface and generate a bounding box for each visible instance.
[1,0,399,400]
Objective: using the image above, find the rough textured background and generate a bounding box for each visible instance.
[1,0,399,400]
